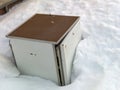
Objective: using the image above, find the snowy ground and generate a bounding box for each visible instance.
[0,0,120,90]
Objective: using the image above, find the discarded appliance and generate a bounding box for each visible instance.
[7,14,82,86]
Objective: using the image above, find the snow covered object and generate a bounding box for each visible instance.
[0,0,23,15]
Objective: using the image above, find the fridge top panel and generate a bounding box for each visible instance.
[7,14,79,44]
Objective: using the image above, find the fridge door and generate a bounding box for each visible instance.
[59,19,82,85]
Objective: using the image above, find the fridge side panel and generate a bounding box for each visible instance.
[10,38,59,84]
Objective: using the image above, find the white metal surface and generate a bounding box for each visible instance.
[60,19,82,85]
[10,39,59,84]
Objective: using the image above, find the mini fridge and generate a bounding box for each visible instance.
[7,14,82,85]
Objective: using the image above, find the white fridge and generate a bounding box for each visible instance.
[7,14,82,86]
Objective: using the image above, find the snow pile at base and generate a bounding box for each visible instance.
[0,54,20,78]
[0,75,58,90]
[0,0,120,90]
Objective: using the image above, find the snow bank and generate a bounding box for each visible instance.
[0,0,120,90]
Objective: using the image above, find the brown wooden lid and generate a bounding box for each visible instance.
[7,14,79,44]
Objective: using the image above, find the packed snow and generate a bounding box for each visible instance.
[0,0,120,90]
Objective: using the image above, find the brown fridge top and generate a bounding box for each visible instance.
[7,14,79,44]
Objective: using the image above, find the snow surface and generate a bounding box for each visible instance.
[0,0,120,90]
[0,54,20,78]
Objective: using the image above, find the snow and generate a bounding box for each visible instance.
[0,54,20,78]
[0,0,120,90]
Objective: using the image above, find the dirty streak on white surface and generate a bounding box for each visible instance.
[0,0,120,90]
